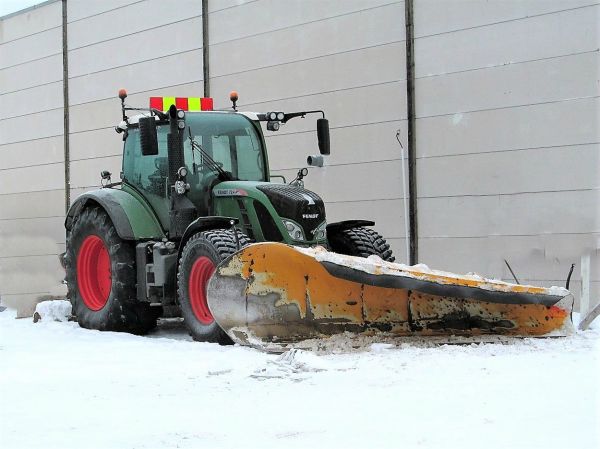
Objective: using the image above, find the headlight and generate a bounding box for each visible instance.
[282,219,305,241]
[311,221,327,240]
[267,121,280,131]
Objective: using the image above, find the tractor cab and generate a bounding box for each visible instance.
[121,107,268,230]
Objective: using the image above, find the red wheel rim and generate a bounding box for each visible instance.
[76,235,111,311]
[188,256,216,324]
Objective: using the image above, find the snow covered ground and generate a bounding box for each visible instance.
[1,308,598,449]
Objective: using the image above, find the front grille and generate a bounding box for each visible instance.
[257,184,325,240]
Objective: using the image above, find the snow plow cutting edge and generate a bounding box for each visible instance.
[207,243,574,348]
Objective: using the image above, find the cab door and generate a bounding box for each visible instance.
[122,126,171,230]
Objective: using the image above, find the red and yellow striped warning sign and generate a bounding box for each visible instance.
[149,97,213,112]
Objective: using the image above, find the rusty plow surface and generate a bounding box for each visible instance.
[206,243,574,348]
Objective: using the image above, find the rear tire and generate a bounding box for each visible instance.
[328,226,395,262]
[65,206,158,334]
[177,229,250,343]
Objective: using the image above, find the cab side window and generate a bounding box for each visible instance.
[123,127,169,197]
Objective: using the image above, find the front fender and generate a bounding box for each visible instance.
[65,188,165,240]
[177,216,239,258]
[326,220,375,235]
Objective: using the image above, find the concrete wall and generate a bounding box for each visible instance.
[414,0,600,305]
[67,0,205,201]
[209,0,408,258]
[0,1,66,315]
[1,0,598,313]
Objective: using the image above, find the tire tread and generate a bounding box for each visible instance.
[65,206,158,334]
[328,226,395,262]
[177,228,250,343]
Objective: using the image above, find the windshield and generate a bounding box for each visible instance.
[183,112,266,181]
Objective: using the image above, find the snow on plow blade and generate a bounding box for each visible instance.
[207,243,574,347]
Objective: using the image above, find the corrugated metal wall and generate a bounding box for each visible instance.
[0,0,598,314]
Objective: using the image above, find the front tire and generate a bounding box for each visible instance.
[178,229,250,343]
[328,226,395,262]
[65,206,157,334]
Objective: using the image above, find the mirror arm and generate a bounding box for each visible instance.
[256,110,326,123]
[282,110,324,123]
[150,108,168,120]
[123,106,168,121]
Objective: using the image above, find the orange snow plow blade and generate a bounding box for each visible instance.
[207,243,574,348]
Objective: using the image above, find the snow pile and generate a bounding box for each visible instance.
[370,343,395,352]
[0,310,597,449]
[251,348,331,380]
[33,299,72,322]
[296,245,570,296]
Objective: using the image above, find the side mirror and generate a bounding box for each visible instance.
[139,116,158,156]
[317,118,330,155]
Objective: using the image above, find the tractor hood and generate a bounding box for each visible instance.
[212,181,326,244]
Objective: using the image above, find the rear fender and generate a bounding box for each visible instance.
[65,188,165,240]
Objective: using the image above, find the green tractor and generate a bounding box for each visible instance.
[64,90,394,343]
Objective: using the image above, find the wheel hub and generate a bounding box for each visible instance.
[188,256,216,324]
[76,235,111,311]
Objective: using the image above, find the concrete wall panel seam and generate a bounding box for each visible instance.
[240,79,404,109]
[263,118,407,139]
[423,231,600,239]
[66,0,146,24]
[0,188,65,197]
[0,161,64,172]
[68,46,203,81]
[404,0,418,264]
[0,25,61,46]
[0,80,63,97]
[211,39,406,80]
[208,0,260,15]
[62,0,70,213]
[0,215,65,221]
[417,95,600,120]
[70,154,122,163]
[417,141,600,160]
[0,253,62,259]
[418,187,599,200]
[0,133,64,148]
[1,52,62,71]
[210,0,403,46]
[68,78,204,108]
[68,13,203,52]
[0,106,63,122]
[414,3,599,40]
[416,49,600,80]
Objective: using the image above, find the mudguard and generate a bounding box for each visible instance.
[326,219,375,234]
[177,216,239,258]
[65,188,165,240]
